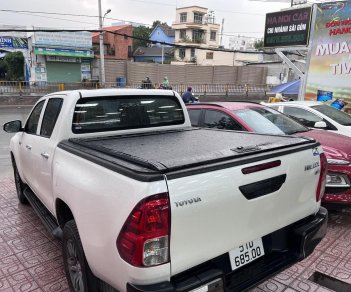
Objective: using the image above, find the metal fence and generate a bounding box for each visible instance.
[0,81,272,97]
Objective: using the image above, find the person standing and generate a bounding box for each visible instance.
[162,76,170,87]
[182,87,196,104]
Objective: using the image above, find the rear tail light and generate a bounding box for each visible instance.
[117,193,170,267]
[316,153,328,202]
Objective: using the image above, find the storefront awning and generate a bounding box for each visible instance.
[34,47,94,58]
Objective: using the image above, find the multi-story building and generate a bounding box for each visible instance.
[172,6,220,64]
[92,24,133,60]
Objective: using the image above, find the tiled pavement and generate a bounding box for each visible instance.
[1,178,351,292]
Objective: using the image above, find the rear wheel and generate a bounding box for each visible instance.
[62,220,99,292]
[12,160,28,204]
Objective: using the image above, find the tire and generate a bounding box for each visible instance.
[12,160,28,204]
[62,220,99,292]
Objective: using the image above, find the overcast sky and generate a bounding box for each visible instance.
[0,0,294,46]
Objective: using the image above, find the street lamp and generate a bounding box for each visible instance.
[98,0,111,86]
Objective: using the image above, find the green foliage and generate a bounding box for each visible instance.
[151,20,168,30]
[133,25,152,49]
[133,20,169,49]
[0,59,8,79]
[254,39,264,50]
[4,51,24,80]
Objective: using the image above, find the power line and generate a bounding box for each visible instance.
[129,0,266,16]
[0,28,276,54]
[0,9,264,37]
[0,9,152,27]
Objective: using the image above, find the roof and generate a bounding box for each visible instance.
[267,101,323,107]
[187,101,262,111]
[92,24,132,37]
[133,46,174,57]
[151,24,175,37]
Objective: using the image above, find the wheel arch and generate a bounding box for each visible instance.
[55,198,75,229]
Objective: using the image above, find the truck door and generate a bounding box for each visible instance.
[19,100,46,184]
[30,98,63,211]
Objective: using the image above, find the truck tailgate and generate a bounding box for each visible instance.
[166,144,322,276]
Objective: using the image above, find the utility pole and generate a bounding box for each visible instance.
[98,0,111,86]
[220,18,224,47]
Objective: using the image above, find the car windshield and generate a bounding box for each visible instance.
[312,104,351,126]
[234,107,309,135]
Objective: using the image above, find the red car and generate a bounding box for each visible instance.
[187,102,351,206]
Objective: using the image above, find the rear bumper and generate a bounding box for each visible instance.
[127,207,328,292]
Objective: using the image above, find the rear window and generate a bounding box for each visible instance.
[72,95,185,134]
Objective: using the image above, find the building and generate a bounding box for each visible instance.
[133,46,174,63]
[92,25,133,60]
[149,24,175,47]
[30,30,94,83]
[229,35,259,51]
[171,6,220,64]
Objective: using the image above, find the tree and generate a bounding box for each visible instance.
[151,20,168,31]
[133,26,152,49]
[133,20,169,49]
[4,51,24,80]
[254,39,264,50]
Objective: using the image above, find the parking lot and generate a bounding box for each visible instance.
[0,176,351,292]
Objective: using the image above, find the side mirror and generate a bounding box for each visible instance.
[3,120,23,133]
[314,121,327,129]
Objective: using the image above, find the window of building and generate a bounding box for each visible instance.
[191,48,195,58]
[194,12,204,24]
[206,52,214,59]
[179,48,186,59]
[192,30,204,43]
[210,31,216,41]
[180,29,186,40]
[180,13,187,23]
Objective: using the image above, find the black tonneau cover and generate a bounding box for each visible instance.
[58,128,318,181]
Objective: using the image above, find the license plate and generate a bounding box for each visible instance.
[229,238,265,271]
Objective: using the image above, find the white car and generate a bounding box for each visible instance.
[267,101,351,138]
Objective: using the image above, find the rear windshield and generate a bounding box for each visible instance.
[312,104,351,126]
[72,95,185,134]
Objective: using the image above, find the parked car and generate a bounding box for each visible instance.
[3,89,327,292]
[187,102,351,205]
[266,101,351,138]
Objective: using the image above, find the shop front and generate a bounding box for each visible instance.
[31,31,93,83]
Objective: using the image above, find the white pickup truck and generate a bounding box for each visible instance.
[4,89,327,292]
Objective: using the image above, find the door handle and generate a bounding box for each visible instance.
[41,152,49,159]
[25,145,32,150]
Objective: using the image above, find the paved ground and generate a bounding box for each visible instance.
[1,178,351,291]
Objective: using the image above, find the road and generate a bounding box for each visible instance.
[0,106,32,179]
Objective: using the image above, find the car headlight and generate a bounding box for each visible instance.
[326,173,350,187]
[327,159,350,165]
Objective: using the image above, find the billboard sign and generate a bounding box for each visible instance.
[264,7,312,47]
[34,31,92,49]
[34,47,94,58]
[0,36,28,49]
[305,1,351,101]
